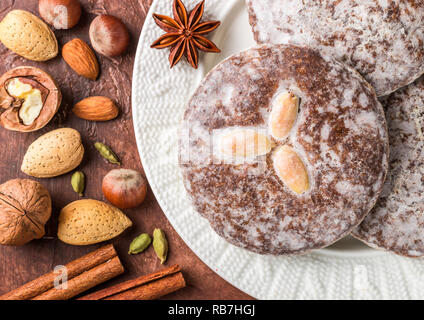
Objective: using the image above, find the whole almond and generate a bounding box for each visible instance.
[21,128,84,178]
[270,92,299,140]
[273,145,309,194]
[62,39,99,80]
[0,10,58,61]
[220,128,272,158]
[73,96,119,121]
[58,199,132,245]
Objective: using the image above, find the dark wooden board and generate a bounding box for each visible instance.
[0,0,252,300]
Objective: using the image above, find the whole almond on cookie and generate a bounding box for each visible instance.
[21,128,84,178]
[58,199,132,245]
[62,39,99,80]
[220,129,272,158]
[270,92,299,141]
[73,96,119,121]
[273,145,309,194]
[0,10,58,61]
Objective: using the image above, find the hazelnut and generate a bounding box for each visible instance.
[38,0,81,29]
[0,66,61,132]
[102,169,147,209]
[0,179,52,246]
[89,15,130,57]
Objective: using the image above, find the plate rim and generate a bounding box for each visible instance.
[131,0,265,299]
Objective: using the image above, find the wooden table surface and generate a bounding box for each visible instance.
[0,0,252,300]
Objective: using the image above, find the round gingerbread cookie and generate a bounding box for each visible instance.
[246,0,424,97]
[179,44,389,255]
[353,76,424,257]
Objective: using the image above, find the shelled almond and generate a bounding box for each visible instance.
[220,129,272,158]
[73,96,119,121]
[273,145,309,194]
[269,92,299,141]
[62,39,99,80]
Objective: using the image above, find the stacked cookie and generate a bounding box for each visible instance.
[246,0,424,98]
[179,1,424,256]
[353,78,424,257]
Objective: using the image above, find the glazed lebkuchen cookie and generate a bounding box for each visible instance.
[246,0,424,97]
[353,76,424,257]
[179,44,389,255]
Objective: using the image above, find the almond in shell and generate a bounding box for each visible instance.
[0,10,58,61]
[21,128,84,178]
[62,39,99,80]
[73,96,119,121]
[58,199,132,245]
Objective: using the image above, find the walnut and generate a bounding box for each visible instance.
[0,66,61,132]
[0,179,52,246]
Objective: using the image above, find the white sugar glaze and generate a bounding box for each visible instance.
[246,0,424,97]
[354,76,424,257]
[179,44,389,255]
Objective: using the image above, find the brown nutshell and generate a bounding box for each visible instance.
[0,66,61,132]
[89,15,130,57]
[0,179,52,246]
[38,0,82,29]
[0,10,58,61]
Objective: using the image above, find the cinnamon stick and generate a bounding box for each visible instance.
[0,244,119,300]
[33,256,124,300]
[78,264,185,300]
[106,272,185,300]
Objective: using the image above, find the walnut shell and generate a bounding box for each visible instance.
[0,179,52,246]
[0,66,62,132]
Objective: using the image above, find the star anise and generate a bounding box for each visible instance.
[151,0,221,69]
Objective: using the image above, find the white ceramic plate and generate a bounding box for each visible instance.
[132,0,424,299]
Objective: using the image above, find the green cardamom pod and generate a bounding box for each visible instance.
[153,228,168,264]
[94,142,121,165]
[128,233,152,255]
[71,171,85,196]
